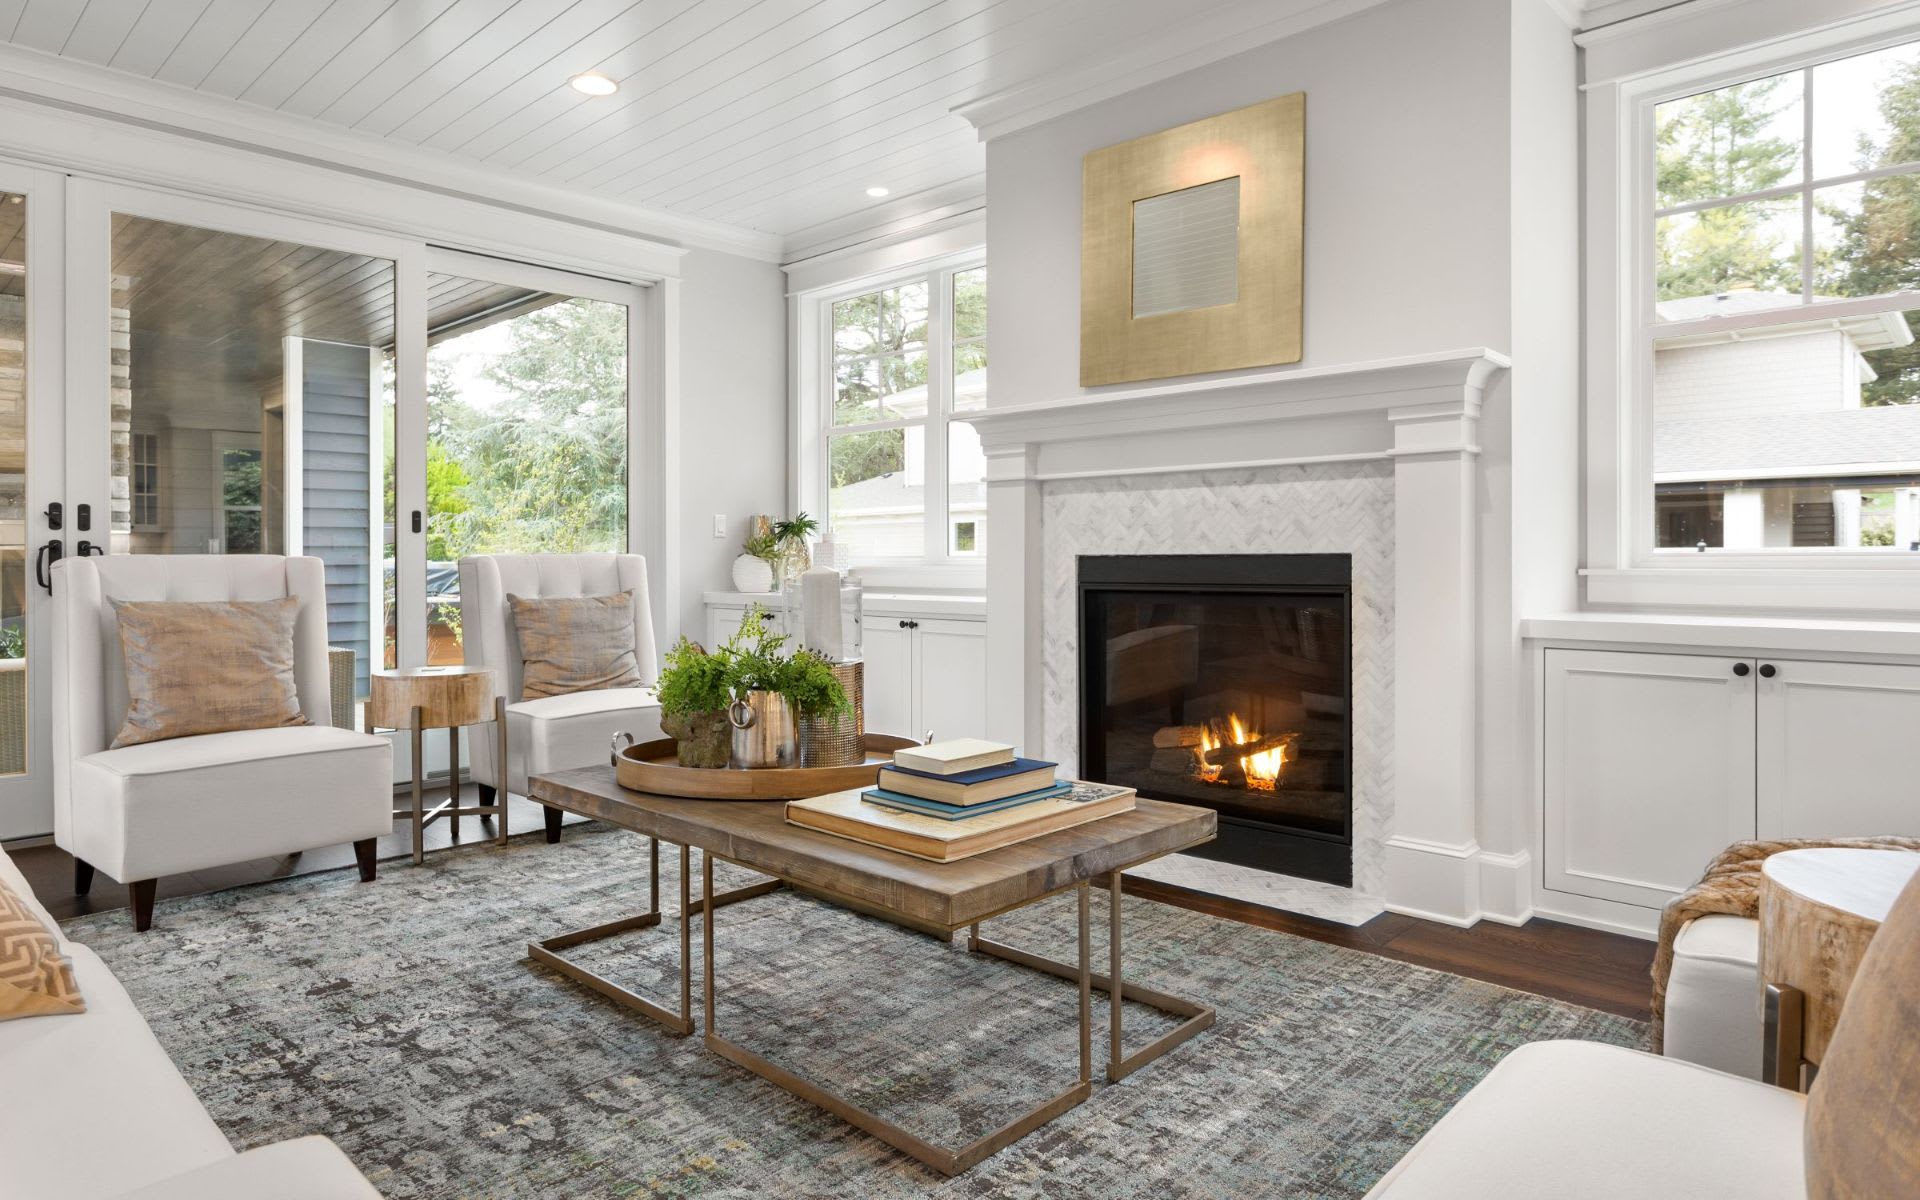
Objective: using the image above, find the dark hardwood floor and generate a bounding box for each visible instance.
[8,789,1654,1021]
[1124,876,1654,1020]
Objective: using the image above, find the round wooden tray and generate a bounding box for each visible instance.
[615,733,921,800]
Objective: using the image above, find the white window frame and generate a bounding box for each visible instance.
[1583,3,1920,612]
[794,249,986,587]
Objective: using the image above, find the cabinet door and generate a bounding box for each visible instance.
[1543,648,1756,908]
[1757,660,1920,839]
[707,605,747,650]
[859,616,915,739]
[912,618,987,743]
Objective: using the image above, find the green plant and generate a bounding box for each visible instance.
[741,530,780,562]
[654,637,734,717]
[717,607,848,716]
[0,624,22,659]
[773,513,819,546]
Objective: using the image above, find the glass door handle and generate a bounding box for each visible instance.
[34,539,62,593]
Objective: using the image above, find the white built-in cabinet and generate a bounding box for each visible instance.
[702,592,986,744]
[1543,648,1920,912]
[859,614,987,741]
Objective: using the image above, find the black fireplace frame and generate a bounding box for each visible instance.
[1077,553,1354,887]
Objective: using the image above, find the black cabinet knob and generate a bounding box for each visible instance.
[1733,662,1750,677]
[1759,663,1777,678]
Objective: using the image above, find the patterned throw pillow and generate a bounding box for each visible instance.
[112,597,310,749]
[508,591,643,699]
[0,877,84,1021]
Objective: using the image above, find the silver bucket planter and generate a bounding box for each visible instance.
[727,690,798,768]
[798,661,865,767]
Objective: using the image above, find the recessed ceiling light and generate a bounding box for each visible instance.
[570,72,618,97]
[865,186,890,198]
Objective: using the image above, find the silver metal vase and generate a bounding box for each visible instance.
[727,690,797,768]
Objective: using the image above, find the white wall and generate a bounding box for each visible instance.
[985,0,1514,405]
[675,247,788,640]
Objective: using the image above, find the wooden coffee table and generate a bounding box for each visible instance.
[528,764,1217,1176]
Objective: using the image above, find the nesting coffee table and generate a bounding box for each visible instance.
[527,764,1218,1176]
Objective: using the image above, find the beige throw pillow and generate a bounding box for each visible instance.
[0,876,84,1021]
[112,597,309,749]
[509,591,642,699]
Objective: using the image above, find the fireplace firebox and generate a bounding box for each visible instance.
[1079,554,1353,886]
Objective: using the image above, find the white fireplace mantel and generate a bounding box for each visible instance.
[977,346,1515,927]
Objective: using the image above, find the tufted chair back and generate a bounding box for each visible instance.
[456,554,658,703]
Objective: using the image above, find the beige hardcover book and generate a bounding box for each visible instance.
[888,738,1015,776]
[785,781,1136,862]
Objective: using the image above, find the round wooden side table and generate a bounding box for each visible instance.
[368,666,509,864]
[1759,846,1920,1089]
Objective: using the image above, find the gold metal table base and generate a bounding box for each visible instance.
[527,837,781,1035]
[373,697,512,865]
[969,871,1216,1082]
[529,850,1210,1177]
[701,854,1096,1178]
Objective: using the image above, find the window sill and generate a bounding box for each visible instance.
[1582,566,1920,614]
[847,561,986,593]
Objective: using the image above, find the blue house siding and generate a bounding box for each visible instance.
[301,340,375,699]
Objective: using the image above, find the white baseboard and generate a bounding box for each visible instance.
[1384,836,1541,928]
[1532,887,1660,940]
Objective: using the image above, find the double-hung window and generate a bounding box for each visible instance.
[812,259,986,569]
[1626,35,1920,562]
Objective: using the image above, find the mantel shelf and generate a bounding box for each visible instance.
[970,348,1510,451]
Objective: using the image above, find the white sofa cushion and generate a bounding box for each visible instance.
[486,687,663,794]
[1363,1040,1806,1199]
[0,943,232,1199]
[107,1136,380,1200]
[1665,913,1762,1079]
[70,726,393,882]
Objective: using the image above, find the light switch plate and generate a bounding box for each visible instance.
[711,513,728,538]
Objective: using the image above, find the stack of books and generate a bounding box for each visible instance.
[786,738,1136,862]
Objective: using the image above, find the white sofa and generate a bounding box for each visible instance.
[1664,912,1762,1078]
[52,555,394,931]
[0,843,379,1198]
[458,554,664,841]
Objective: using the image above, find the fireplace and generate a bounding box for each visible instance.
[1079,553,1353,886]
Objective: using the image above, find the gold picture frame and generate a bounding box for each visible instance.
[1080,92,1305,387]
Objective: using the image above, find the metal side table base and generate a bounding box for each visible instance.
[527,838,780,1036]
[969,871,1215,1082]
[701,854,1096,1178]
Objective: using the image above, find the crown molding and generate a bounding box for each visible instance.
[779,177,985,267]
[952,0,1390,143]
[0,41,783,263]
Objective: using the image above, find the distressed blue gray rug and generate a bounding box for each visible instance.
[64,825,1642,1198]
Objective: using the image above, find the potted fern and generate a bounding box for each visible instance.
[653,637,734,767]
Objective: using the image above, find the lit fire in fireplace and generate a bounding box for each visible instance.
[1196,713,1289,791]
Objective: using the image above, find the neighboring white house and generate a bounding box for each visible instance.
[1654,292,1920,550]
[829,366,988,559]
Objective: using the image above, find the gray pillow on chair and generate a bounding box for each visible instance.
[111,597,309,748]
[507,591,643,699]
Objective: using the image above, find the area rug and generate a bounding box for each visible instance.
[64,826,1643,1199]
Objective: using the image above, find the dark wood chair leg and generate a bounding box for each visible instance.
[477,783,496,806]
[74,858,95,896]
[129,879,157,932]
[353,838,378,882]
[544,804,563,844]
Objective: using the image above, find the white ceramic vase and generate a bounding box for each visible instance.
[731,552,776,593]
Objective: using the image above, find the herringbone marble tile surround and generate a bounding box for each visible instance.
[1041,461,1395,917]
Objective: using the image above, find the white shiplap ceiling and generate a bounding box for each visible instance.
[0,0,1380,259]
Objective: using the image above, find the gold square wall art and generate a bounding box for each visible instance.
[1080,92,1305,386]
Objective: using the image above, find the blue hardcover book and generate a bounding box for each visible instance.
[861,782,1072,821]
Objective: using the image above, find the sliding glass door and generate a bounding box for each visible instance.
[0,163,62,840]
[413,250,634,666]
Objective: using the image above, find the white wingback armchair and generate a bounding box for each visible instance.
[52,555,394,931]
[458,553,663,842]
